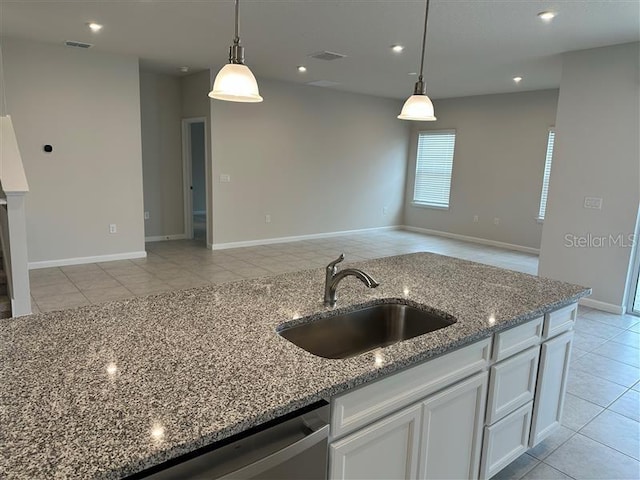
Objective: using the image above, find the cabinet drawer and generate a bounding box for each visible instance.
[479,402,533,480]
[543,304,577,340]
[486,347,539,424]
[492,317,543,362]
[331,338,491,439]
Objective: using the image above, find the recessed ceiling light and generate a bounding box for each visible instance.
[87,22,103,32]
[408,72,417,76]
[537,11,557,22]
[179,66,190,73]
[391,45,405,53]
[297,65,307,73]
[513,76,523,84]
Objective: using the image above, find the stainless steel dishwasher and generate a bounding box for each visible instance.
[145,402,329,480]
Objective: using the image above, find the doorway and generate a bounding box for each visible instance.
[182,118,208,244]
[627,206,640,316]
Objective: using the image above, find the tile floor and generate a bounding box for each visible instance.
[25,230,640,479]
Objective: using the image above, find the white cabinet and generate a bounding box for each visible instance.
[329,404,421,480]
[530,331,573,447]
[418,373,487,480]
[480,402,533,479]
[328,304,577,480]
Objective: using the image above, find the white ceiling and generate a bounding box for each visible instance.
[1,0,638,100]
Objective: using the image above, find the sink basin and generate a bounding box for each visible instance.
[277,303,456,359]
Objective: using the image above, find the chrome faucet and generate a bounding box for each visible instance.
[324,254,379,307]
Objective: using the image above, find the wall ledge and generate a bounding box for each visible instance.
[29,251,147,269]
[210,226,401,250]
[402,225,540,255]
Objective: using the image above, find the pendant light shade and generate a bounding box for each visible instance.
[209,64,262,102]
[398,0,436,121]
[398,94,436,121]
[209,0,263,103]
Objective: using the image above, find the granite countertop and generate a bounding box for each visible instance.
[0,253,590,479]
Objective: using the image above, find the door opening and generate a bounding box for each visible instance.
[627,206,640,316]
[182,118,208,245]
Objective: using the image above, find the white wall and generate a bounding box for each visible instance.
[139,71,184,238]
[2,38,145,266]
[404,90,559,251]
[210,79,409,246]
[539,42,640,312]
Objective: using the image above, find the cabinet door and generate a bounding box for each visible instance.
[329,404,421,480]
[418,372,488,480]
[530,331,573,447]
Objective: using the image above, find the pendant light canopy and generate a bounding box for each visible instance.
[209,0,263,103]
[398,0,436,121]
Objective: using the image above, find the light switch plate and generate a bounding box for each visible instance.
[584,197,603,210]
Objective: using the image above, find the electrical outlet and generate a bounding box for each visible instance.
[473,215,479,223]
[109,224,117,234]
[144,211,150,220]
[383,206,388,216]
[220,174,231,183]
[584,197,603,210]
[493,217,500,225]
[265,214,271,223]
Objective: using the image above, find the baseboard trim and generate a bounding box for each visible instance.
[401,225,540,255]
[579,298,625,315]
[145,234,188,242]
[29,251,147,269]
[211,226,401,250]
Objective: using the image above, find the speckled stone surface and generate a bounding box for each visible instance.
[0,253,590,479]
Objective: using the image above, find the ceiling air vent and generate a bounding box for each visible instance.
[309,51,346,61]
[64,40,93,49]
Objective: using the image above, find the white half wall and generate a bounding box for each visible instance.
[2,38,145,265]
[404,90,559,251]
[539,42,640,311]
[209,78,410,245]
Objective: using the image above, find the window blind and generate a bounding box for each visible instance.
[413,130,456,208]
[538,129,555,220]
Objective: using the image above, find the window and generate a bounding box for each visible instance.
[413,130,456,208]
[538,129,555,220]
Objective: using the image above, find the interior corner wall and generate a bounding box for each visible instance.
[538,42,640,311]
[209,78,410,246]
[404,89,559,251]
[140,71,184,238]
[181,70,213,245]
[2,38,145,265]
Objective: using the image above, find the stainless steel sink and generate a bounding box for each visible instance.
[277,303,456,359]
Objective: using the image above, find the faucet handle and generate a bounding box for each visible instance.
[326,253,345,273]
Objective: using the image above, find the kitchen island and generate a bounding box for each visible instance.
[0,252,590,479]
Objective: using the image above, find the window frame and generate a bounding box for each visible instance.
[411,129,457,210]
[537,127,555,222]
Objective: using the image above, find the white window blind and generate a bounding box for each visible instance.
[538,129,555,220]
[413,130,456,208]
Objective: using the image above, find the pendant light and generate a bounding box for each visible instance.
[398,0,436,121]
[209,0,263,103]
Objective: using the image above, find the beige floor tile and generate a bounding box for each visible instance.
[83,286,134,303]
[31,282,80,300]
[36,292,89,312]
[74,277,122,291]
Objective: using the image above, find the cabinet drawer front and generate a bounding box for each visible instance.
[486,347,540,424]
[543,304,577,340]
[492,317,543,362]
[331,339,491,439]
[479,402,533,480]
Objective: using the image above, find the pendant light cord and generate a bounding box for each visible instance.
[418,0,430,82]
[234,0,240,45]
